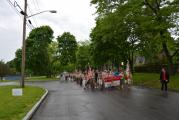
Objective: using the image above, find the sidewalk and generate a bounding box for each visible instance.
[0,82,17,86]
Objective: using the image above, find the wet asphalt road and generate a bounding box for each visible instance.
[28,81,179,120]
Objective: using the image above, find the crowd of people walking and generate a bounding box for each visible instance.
[60,64,170,93]
[60,62,133,91]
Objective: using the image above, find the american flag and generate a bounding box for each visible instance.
[87,66,93,80]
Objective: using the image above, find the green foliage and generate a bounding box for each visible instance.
[139,0,179,73]
[10,0,179,75]
[0,60,11,80]
[57,32,77,65]
[14,49,22,73]
[46,41,59,76]
[62,63,76,72]
[76,41,91,71]
[26,26,54,76]
[90,0,124,16]
[173,38,179,63]
[90,0,143,68]
[13,30,78,75]
[6,59,17,75]
[90,0,179,72]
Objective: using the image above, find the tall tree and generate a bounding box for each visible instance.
[90,0,142,71]
[91,0,179,74]
[91,0,124,16]
[0,61,10,80]
[14,49,22,73]
[90,13,128,68]
[57,32,78,65]
[47,41,60,76]
[76,41,91,71]
[26,26,54,76]
[140,0,179,73]
[6,59,17,75]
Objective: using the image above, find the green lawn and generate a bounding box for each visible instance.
[26,76,59,81]
[133,73,179,91]
[0,80,14,82]
[0,76,59,82]
[0,85,45,120]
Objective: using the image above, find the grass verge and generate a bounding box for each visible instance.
[0,85,45,120]
[133,73,179,91]
[26,76,59,81]
[0,80,14,82]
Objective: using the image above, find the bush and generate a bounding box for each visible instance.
[134,64,179,73]
[134,64,161,73]
[0,61,11,80]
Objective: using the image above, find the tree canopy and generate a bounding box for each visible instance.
[0,60,10,80]
[90,0,179,73]
[76,41,91,71]
[26,25,54,76]
[8,0,179,75]
[57,32,78,65]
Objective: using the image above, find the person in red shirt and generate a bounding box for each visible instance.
[160,65,169,91]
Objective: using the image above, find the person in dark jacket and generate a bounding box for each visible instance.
[94,70,98,83]
[160,65,169,91]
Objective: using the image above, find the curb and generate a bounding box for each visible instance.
[22,88,48,120]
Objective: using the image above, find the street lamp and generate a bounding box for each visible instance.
[20,0,57,88]
[27,10,57,18]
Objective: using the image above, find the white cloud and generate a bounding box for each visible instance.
[0,0,96,62]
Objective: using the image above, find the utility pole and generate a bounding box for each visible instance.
[21,0,27,88]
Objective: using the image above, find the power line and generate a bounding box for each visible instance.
[5,0,33,30]
[31,0,40,11]
[13,0,23,12]
[34,0,40,11]
[27,4,38,27]
[5,0,22,17]
[27,22,33,30]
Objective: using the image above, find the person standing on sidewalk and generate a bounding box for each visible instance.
[160,65,170,91]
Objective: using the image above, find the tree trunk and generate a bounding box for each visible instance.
[46,72,52,78]
[131,50,134,74]
[162,42,174,74]
[160,30,174,75]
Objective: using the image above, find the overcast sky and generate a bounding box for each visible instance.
[0,0,96,62]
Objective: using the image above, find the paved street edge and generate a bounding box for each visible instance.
[22,88,48,120]
[26,80,59,82]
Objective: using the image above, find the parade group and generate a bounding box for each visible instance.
[60,61,133,90]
